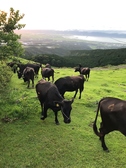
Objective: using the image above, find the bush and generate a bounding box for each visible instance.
[0,62,13,96]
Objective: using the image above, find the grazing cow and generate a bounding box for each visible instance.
[93,97,126,152]
[7,60,21,67]
[7,62,16,67]
[74,66,90,81]
[7,62,18,73]
[17,63,41,78]
[36,79,74,125]
[23,67,35,88]
[41,67,54,82]
[54,75,86,99]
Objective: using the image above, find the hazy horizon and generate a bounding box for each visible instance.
[16,28,126,32]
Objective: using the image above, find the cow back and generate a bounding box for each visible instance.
[100,97,126,130]
[36,79,63,104]
[41,68,54,76]
[55,75,85,91]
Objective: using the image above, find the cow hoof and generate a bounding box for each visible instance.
[56,122,60,125]
[41,116,45,120]
[104,148,109,152]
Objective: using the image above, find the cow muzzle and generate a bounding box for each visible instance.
[64,118,71,124]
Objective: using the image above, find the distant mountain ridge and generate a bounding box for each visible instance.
[17,29,126,38]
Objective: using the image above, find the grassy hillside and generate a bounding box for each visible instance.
[1,64,126,167]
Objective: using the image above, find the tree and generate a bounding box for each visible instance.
[0,8,25,60]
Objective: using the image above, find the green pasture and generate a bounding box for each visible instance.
[0,65,126,168]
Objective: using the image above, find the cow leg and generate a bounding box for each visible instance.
[54,111,59,125]
[40,102,44,120]
[85,75,88,81]
[79,89,82,99]
[87,73,89,81]
[99,123,109,152]
[36,73,38,78]
[27,80,30,88]
[100,135,109,152]
[32,79,34,88]
[52,75,54,83]
[41,104,47,120]
[74,90,78,99]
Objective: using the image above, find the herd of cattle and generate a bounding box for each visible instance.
[7,61,126,152]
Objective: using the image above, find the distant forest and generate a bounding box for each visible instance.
[21,48,126,68]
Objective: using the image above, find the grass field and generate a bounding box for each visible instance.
[0,64,126,168]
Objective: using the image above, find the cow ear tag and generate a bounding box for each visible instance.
[56,103,59,107]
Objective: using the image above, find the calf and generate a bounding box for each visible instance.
[93,97,126,152]
[74,66,90,81]
[23,67,35,88]
[41,67,54,82]
[54,75,86,99]
[36,79,74,125]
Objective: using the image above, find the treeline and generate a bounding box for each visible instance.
[21,48,126,68]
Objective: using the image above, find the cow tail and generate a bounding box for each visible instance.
[93,99,102,137]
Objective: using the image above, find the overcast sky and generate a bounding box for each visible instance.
[1,0,126,30]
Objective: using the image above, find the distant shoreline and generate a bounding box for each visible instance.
[67,35,126,44]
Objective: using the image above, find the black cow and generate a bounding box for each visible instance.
[7,62,19,73]
[93,97,126,152]
[36,79,74,125]
[74,66,90,81]
[7,60,21,67]
[41,67,54,82]
[23,67,35,88]
[54,75,86,99]
[17,63,41,78]
[7,62,16,67]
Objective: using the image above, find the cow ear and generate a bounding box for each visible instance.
[53,101,63,107]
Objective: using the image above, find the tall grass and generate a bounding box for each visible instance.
[0,65,126,168]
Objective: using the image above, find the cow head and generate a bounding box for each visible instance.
[23,76,27,82]
[74,67,80,72]
[54,98,74,124]
[17,70,22,79]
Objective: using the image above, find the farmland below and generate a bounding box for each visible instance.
[16,29,126,56]
[15,30,126,68]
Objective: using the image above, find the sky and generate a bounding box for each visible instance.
[1,0,126,30]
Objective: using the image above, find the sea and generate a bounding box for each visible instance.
[68,35,126,44]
